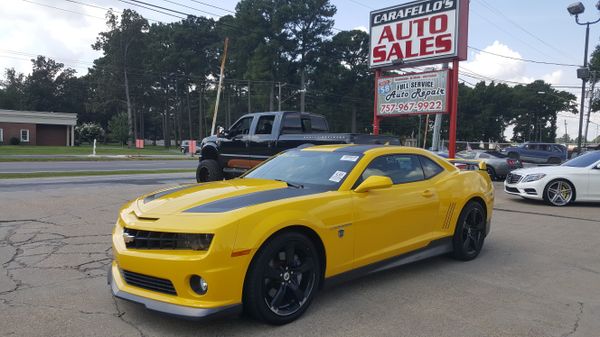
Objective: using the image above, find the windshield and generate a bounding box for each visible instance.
[243,150,362,189]
[562,151,600,167]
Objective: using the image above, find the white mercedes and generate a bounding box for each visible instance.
[504,151,600,206]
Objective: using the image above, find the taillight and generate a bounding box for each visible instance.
[507,159,522,168]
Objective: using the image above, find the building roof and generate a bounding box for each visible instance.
[0,109,77,126]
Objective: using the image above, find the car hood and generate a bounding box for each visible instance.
[510,165,582,176]
[132,178,323,216]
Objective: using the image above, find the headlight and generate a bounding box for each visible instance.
[179,234,214,251]
[522,173,546,182]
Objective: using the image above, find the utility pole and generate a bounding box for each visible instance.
[584,72,597,145]
[269,82,274,111]
[211,37,229,135]
[247,80,251,113]
[186,86,192,141]
[198,88,204,140]
[565,119,568,142]
[277,82,287,111]
[300,71,306,113]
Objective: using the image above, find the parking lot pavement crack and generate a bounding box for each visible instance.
[493,208,600,223]
[112,296,147,337]
[561,302,584,337]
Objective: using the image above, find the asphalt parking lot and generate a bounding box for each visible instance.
[1,174,599,337]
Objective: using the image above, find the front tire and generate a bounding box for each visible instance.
[543,179,575,206]
[196,159,223,183]
[486,166,497,181]
[244,232,321,325]
[452,201,486,261]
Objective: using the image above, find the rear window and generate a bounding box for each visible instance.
[311,116,328,132]
[485,151,507,158]
[281,113,303,134]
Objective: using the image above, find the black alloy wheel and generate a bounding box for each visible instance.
[244,232,320,325]
[452,201,486,261]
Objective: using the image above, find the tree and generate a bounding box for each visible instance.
[93,10,149,147]
[0,68,26,110]
[75,123,105,144]
[108,112,129,145]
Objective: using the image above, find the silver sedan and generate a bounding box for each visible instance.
[457,150,523,180]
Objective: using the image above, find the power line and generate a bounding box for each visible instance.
[20,0,105,19]
[476,0,577,61]
[62,0,163,23]
[188,0,235,14]
[156,0,222,18]
[468,46,580,67]
[118,0,185,19]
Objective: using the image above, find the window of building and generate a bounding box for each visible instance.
[0,128,3,143]
[20,129,29,142]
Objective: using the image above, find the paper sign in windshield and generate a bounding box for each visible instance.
[340,155,359,162]
[329,171,347,183]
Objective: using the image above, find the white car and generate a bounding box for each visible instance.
[504,151,600,206]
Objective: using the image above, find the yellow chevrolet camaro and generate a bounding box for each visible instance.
[109,145,494,324]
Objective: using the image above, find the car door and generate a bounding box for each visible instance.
[588,161,600,200]
[351,154,440,268]
[247,114,277,165]
[220,116,254,169]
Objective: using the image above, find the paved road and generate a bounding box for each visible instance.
[0,160,197,173]
[1,176,599,337]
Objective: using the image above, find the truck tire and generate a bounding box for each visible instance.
[196,159,223,183]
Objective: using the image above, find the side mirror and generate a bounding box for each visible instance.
[595,163,600,169]
[354,175,393,193]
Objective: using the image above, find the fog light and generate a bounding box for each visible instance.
[190,275,208,295]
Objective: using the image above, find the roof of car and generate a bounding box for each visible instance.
[300,144,429,155]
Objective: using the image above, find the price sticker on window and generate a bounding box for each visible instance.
[340,155,359,162]
[329,171,347,182]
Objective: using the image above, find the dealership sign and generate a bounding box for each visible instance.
[369,0,468,69]
[376,70,449,116]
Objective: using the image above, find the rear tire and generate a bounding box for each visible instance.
[452,201,486,261]
[547,157,561,165]
[244,232,321,325]
[196,159,223,183]
[486,166,497,181]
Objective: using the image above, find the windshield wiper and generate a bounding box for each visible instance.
[275,179,304,189]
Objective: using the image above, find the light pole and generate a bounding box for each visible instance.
[567,1,600,153]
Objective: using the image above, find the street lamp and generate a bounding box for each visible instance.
[567,1,600,153]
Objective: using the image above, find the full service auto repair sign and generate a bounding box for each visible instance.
[376,70,449,116]
[369,0,468,69]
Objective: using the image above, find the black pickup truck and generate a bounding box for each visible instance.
[195,111,400,182]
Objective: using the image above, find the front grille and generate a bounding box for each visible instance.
[122,270,177,295]
[506,173,522,184]
[123,228,212,250]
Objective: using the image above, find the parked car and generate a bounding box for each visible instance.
[457,150,522,180]
[109,145,494,324]
[501,142,567,164]
[504,150,600,206]
[195,111,400,182]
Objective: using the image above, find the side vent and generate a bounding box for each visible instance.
[443,203,456,229]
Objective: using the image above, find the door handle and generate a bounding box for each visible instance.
[422,190,434,198]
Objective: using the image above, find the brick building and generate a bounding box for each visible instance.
[0,109,77,146]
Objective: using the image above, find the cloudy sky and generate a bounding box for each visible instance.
[1,0,600,140]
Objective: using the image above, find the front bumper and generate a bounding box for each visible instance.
[503,180,545,200]
[108,265,241,320]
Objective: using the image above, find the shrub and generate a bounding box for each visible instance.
[75,123,105,144]
[9,137,20,145]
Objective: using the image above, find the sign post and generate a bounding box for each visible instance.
[368,0,469,157]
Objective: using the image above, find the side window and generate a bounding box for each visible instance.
[360,154,425,185]
[419,156,444,179]
[255,115,275,135]
[229,117,252,137]
[525,144,535,150]
[310,116,328,132]
[281,113,302,134]
[301,118,311,132]
[478,153,490,159]
[538,144,548,151]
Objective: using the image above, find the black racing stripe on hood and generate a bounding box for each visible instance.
[184,187,324,213]
[333,145,383,153]
[144,184,196,203]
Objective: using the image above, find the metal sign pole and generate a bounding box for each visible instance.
[373,69,381,135]
[448,60,459,158]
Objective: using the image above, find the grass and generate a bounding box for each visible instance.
[0,144,185,156]
[0,169,195,179]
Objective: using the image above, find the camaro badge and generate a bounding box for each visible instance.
[123,232,135,244]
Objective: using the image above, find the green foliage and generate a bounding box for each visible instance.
[75,123,105,144]
[108,112,129,145]
[9,137,20,145]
